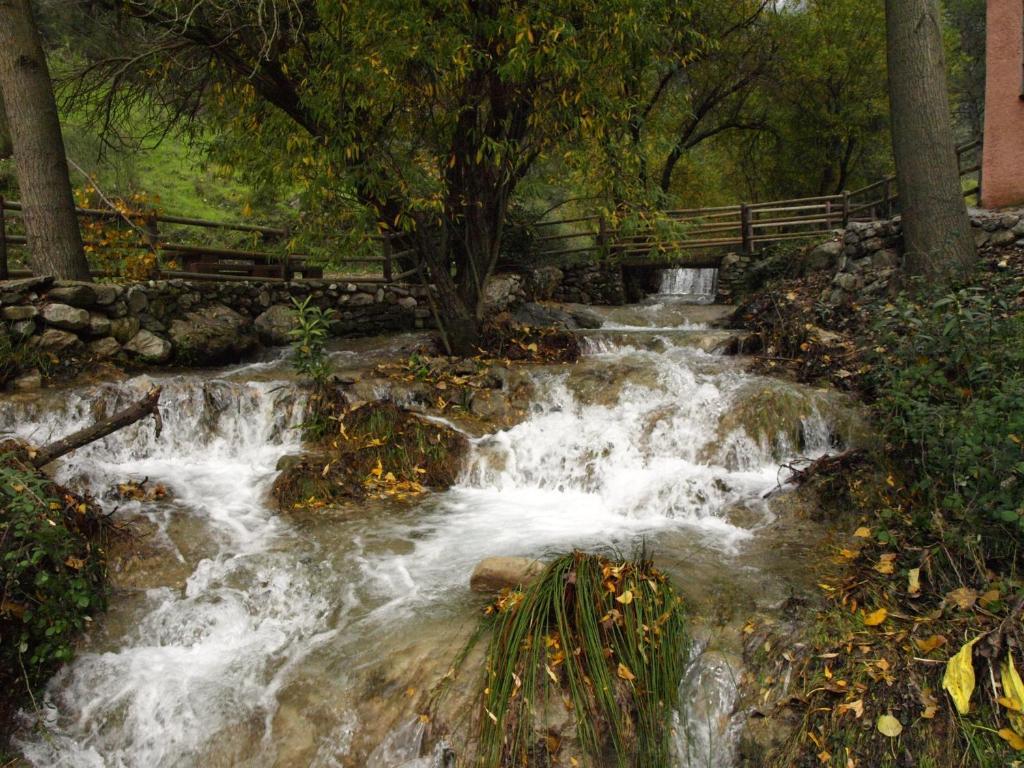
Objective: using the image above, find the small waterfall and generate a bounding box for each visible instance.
[659,268,718,303]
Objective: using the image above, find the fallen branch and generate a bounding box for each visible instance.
[30,387,163,468]
[783,449,867,486]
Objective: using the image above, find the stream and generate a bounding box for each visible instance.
[1,269,861,767]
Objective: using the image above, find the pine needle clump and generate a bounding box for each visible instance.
[456,551,689,768]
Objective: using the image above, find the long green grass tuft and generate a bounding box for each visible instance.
[454,550,689,768]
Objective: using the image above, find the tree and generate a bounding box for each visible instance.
[75,0,683,352]
[885,0,975,277]
[0,94,12,159]
[0,0,89,280]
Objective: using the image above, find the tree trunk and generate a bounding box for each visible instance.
[0,92,12,159]
[885,0,975,277]
[0,0,90,280]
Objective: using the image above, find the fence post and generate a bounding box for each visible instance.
[740,204,752,255]
[597,215,609,258]
[0,196,7,280]
[841,191,850,226]
[882,178,892,219]
[383,237,393,282]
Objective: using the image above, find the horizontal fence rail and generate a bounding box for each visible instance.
[532,139,983,268]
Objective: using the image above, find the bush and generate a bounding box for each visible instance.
[0,451,108,697]
[867,280,1024,535]
[289,296,337,440]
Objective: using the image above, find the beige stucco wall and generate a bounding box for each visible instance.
[981,0,1024,208]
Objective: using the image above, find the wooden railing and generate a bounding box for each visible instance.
[0,198,416,283]
[532,139,984,266]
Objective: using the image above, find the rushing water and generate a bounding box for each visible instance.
[1,308,855,767]
[658,268,718,304]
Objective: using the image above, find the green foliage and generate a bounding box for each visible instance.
[289,296,335,387]
[868,282,1024,535]
[0,328,50,390]
[0,454,107,693]
[445,551,688,768]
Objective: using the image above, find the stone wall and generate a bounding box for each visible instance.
[550,263,627,305]
[0,276,434,375]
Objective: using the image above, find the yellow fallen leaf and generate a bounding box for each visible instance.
[998,728,1024,751]
[874,553,897,574]
[853,526,871,538]
[817,750,831,763]
[979,589,1001,606]
[863,608,888,626]
[837,699,864,718]
[913,634,947,654]
[876,713,903,737]
[907,567,921,596]
[946,587,978,610]
[617,663,636,682]
[942,637,980,714]
[615,590,634,605]
[1001,652,1024,736]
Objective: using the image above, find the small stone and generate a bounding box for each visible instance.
[974,229,991,248]
[123,329,172,363]
[126,287,149,313]
[470,557,546,593]
[42,303,90,332]
[11,319,36,339]
[34,328,82,353]
[88,337,121,359]
[1,305,38,321]
[872,249,899,269]
[1013,220,1024,237]
[93,284,119,306]
[350,292,374,306]
[110,317,141,344]
[254,304,299,346]
[863,237,884,252]
[375,288,385,303]
[88,313,112,337]
[397,296,417,310]
[47,281,97,308]
[12,370,42,391]
[989,229,1016,247]
[998,213,1020,230]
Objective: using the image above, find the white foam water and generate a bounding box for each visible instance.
[659,268,718,303]
[3,325,844,767]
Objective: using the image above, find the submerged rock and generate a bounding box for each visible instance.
[469,556,546,593]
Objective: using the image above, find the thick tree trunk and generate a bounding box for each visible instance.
[0,0,90,280]
[885,0,975,277]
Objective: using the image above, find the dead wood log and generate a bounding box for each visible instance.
[30,387,163,468]
[783,449,866,486]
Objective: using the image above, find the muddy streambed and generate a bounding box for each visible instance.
[1,296,864,767]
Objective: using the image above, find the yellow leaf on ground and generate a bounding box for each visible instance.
[1001,652,1024,736]
[979,589,1001,606]
[998,728,1024,751]
[837,699,864,718]
[907,567,921,596]
[874,554,896,575]
[876,713,903,737]
[863,608,888,626]
[853,526,872,538]
[946,587,978,610]
[913,634,947,653]
[615,590,634,605]
[942,637,980,714]
[617,663,636,682]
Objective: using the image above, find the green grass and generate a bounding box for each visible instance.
[436,551,689,768]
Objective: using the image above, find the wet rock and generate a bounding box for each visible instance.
[469,556,546,593]
[254,303,299,346]
[47,281,97,308]
[567,306,604,329]
[12,370,42,391]
[89,337,121,359]
[469,389,510,423]
[34,328,82,353]
[169,304,256,365]
[123,329,172,363]
[42,303,90,332]
[1,305,38,321]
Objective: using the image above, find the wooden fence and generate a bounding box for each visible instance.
[0,197,417,283]
[0,139,983,282]
[532,139,983,266]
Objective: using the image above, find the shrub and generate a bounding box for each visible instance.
[0,451,108,697]
[867,280,1024,535]
[289,296,337,440]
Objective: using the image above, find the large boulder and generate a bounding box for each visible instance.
[123,329,172,363]
[254,303,299,346]
[169,304,257,365]
[41,303,90,332]
[469,556,546,593]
